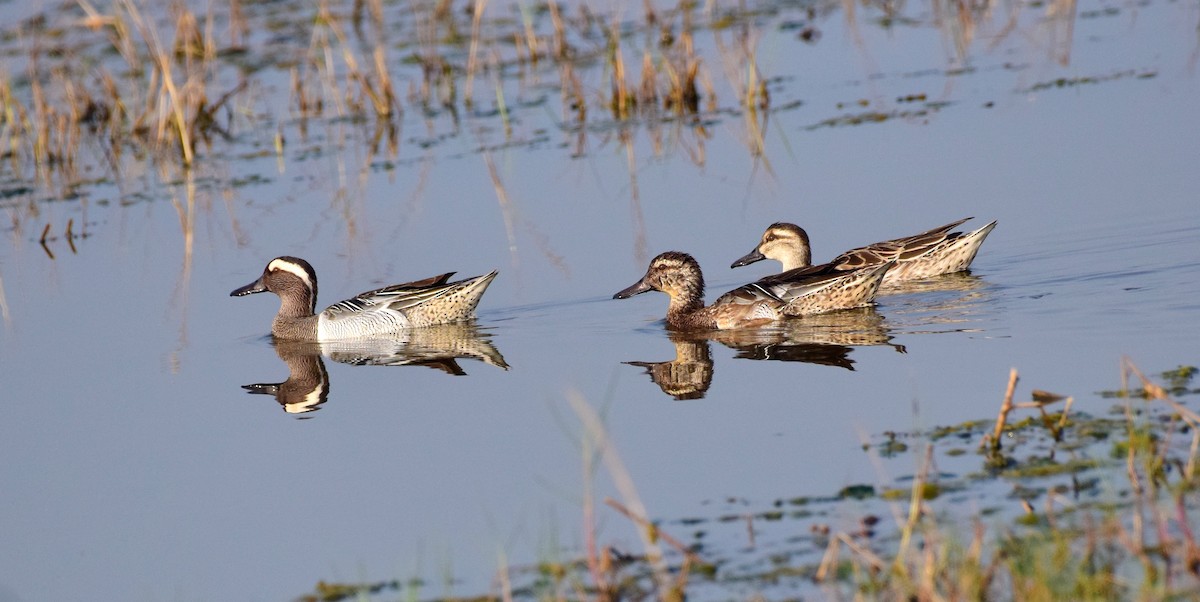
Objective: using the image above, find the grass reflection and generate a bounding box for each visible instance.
[0,0,1111,229]
[299,361,1200,601]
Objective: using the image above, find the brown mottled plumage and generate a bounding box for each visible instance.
[732,217,997,283]
[613,251,890,331]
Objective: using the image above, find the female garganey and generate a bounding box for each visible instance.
[732,217,996,283]
[613,251,891,331]
[231,256,498,340]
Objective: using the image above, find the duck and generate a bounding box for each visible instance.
[625,334,714,400]
[231,256,498,340]
[732,217,997,283]
[242,339,330,414]
[613,251,892,331]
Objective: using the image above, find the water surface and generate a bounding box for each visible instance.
[0,0,1197,599]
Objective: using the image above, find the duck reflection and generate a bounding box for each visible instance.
[751,307,902,350]
[243,339,331,414]
[710,307,905,369]
[878,272,995,333]
[880,271,988,298]
[317,323,509,372]
[625,307,904,399]
[242,323,508,414]
[625,334,714,400]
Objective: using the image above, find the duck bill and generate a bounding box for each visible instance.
[230,276,268,297]
[242,382,280,395]
[731,249,766,268]
[613,278,653,299]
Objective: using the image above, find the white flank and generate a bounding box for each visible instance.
[268,258,314,290]
[316,314,332,340]
[316,311,411,340]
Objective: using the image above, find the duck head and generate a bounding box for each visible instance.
[231,256,319,316]
[614,251,705,311]
[732,223,813,271]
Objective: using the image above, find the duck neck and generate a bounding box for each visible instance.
[271,289,318,340]
[664,278,706,327]
[272,315,319,340]
[778,247,812,272]
[277,289,316,319]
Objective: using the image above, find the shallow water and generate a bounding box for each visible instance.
[0,0,1198,599]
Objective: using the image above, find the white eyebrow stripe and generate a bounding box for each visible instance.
[268,258,315,290]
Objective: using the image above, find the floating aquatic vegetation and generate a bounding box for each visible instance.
[1024,70,1159,93]
[299,360,1200,600]
[805,105,943,130]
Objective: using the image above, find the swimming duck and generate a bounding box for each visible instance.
[732,217,997,283]
[231,256,498,340]
[613,251,891,331]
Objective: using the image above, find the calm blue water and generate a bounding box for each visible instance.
[0,0,1197,599]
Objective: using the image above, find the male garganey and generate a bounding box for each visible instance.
[732,217,996,283]
[613,251,891,331]
[231,256,498,340]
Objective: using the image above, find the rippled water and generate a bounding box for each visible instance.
[0,0,1197,599]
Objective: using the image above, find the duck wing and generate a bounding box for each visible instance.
[755,271,858,302]
[713,262,849,306]
[392,272,456,288]
[711,281,786,307]
[322,272,459,317]
[832,217,972,269]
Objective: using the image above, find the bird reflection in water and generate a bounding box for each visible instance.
[242,323,507,415]
[881,271,988,298]
[877,272,995,334]
[626,333,714,400]
[243,339,330,415]
[625,307,904,400]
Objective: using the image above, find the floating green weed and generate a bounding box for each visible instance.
[331,361,1200,602]
[881,482,942,500]
[838,484,876,500]
[1024,70,1158,92]
[805,106,940,130]
[1002,457,1105,479]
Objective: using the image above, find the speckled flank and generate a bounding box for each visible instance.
[403,271,498,327]
[710,301,782,329]
[881,221,997,284]
[781,263,890,316]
